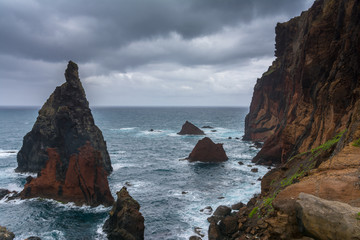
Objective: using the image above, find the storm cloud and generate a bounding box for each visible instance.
[0,0,314,106]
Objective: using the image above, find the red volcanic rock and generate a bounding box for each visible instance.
[103,187,144,240]
[187,137,228,162]
[177,121,205,135]
[20,142,114,207]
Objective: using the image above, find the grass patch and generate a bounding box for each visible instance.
[249,207,259,218]
[357,212,360,220]
[352,138,360,147]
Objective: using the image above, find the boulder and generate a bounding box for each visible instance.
[296,193,360,240]
[103,187,144,240]
[187,137,228,162]
[0,189,10,200]
[177,121,205,135]
[207,205,231,223]
[18,61,114,207]
[16,61,112,174]
[0,226,14,240]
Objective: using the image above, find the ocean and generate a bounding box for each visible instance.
[0,107,268,240]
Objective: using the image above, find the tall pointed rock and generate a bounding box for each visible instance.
[16,61,112,174]
[17,61,114,206]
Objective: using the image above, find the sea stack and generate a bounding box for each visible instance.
[177,121,205,135]
[187,137,228,162]
[18,61,114,206]
[103,187,145,240]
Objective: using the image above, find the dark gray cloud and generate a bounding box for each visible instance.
[0,0,314,106]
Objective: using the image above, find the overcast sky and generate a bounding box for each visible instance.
[0,0,314,107]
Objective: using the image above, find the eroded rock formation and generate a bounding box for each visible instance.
[18,61,114,206]
[16,61,112,174]
[187,137,228,162]
[177,121,205,135]
[103,187,144,240]
[244,0,360,165]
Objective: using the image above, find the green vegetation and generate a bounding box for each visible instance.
[249,207,259,218]
[352,138,360,147]
[357,212,360,220]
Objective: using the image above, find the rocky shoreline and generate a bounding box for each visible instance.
[207,0,360,239]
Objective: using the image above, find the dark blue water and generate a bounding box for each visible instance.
[0,107,267,240]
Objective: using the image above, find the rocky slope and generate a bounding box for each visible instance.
[16,61,112,174]
[209,0,360,239]
[18,61,114,206]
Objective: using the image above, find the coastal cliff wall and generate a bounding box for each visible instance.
[244,0,360,165]
[208,0,360,239]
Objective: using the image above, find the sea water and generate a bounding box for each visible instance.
[0,107,268,240]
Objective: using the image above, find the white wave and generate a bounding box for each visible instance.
[110,127,137,131]
[112,163,125,171]
[95,220,108,240]
[5,183,22,192]
[0,149,18,158]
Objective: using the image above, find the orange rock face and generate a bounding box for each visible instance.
[21,142,114,207]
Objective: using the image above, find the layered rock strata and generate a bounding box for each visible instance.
[177,121,205,135]
[18,61,114,206]
[16,61,112,174]
[187,137,228,162]
[244,0,360,165]
[103,187,144,240]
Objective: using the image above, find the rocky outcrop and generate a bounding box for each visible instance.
[103,187,144,240]
[187,137,228,162]
[178,121,205,135]
[244,0,360,165]
[16,61,112,174]
[296,193,360,240]
[0,226,15,240]
[17,61,114,207]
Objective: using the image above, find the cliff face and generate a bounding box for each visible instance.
[18,61,114,206]
[208,0,360,239]
[244,0,360,165]
[16,61,112,174]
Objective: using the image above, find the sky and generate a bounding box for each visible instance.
[0,0,314,107]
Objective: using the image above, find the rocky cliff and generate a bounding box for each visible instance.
[16,61,112,174]
[244,0,360,165]
[18,61,114,206]
[209,0,360,239]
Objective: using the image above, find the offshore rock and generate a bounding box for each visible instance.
[177,121,205,135]
[244,0,360,165]
[103,187,144,240]
[16,61,112,174]
[17,61,113,206]
[0,226,15,240]
[296,193,360,240]
[187,137,228,162]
